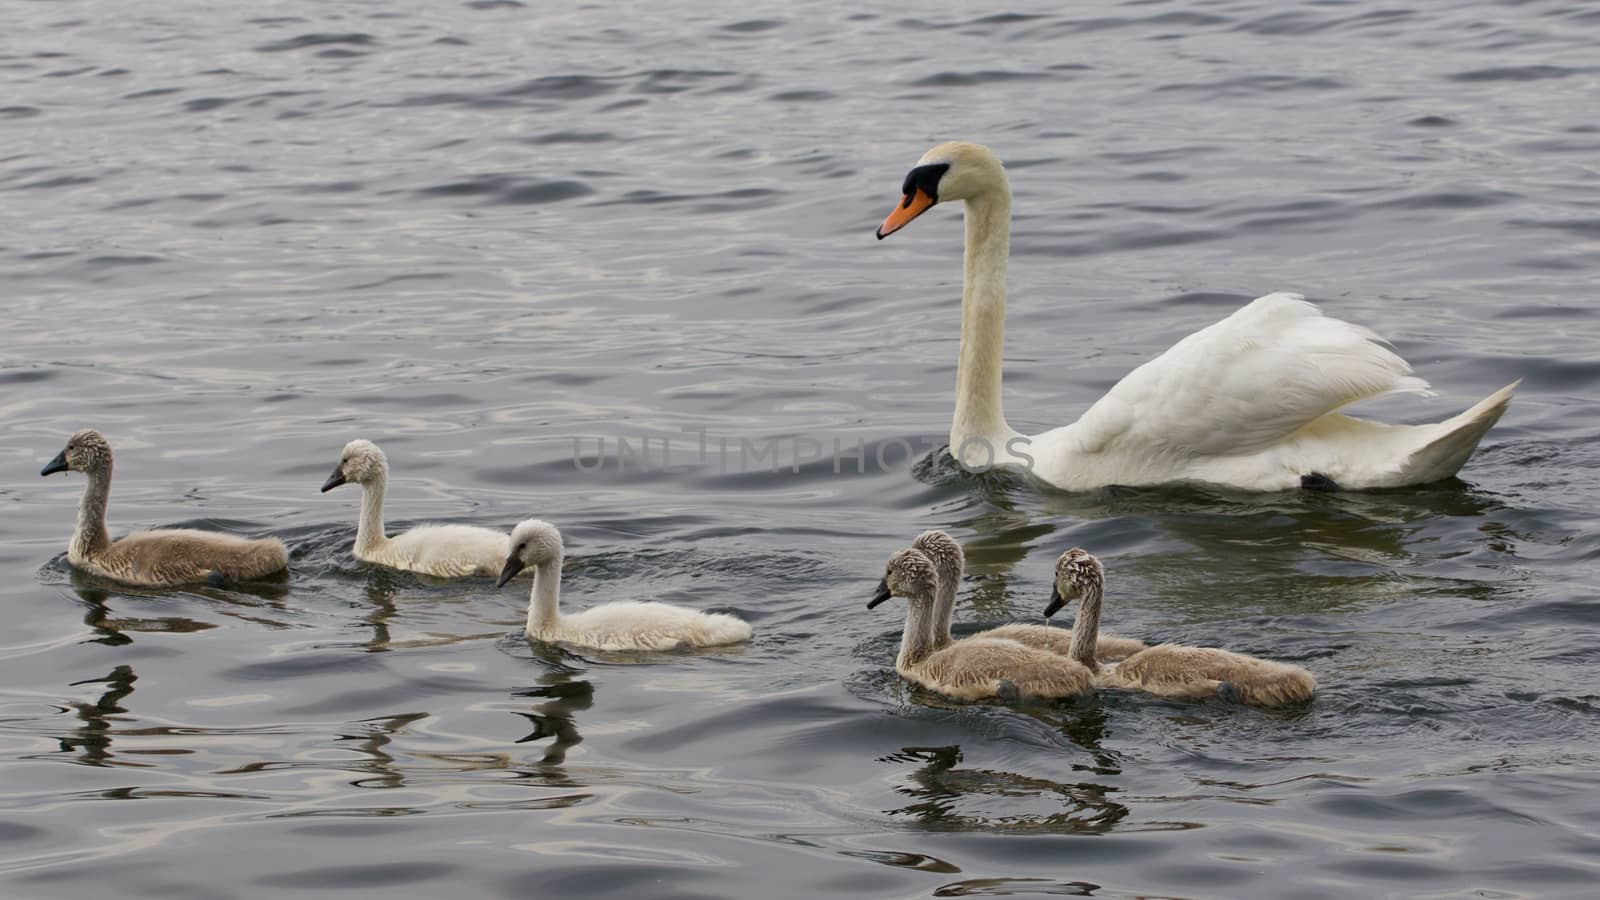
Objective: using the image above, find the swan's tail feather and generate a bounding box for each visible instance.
[1394,380,1519,484]
[220,537,290,581]
[1229,668,1317,707]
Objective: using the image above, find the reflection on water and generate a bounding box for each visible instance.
[359,580,400,653]
[885,744,1131,835]
[925,458,1527,636]
[58,665,138,768]
[511,644,593,773]
[71,582,219,646]
[930,877,1100,897]
[342,712,431,791]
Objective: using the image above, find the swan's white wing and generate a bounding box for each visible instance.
[384,524,509,577]
[1066,293,1431,457]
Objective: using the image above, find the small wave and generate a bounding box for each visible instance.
[254,33,376,53]
[721,19,784,33]
[412,175,593,205]
[1448,65,1594,83]
[909,70,1057,88]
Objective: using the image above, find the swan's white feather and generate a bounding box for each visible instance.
[358,524,508,578]
[507,519,752,651]
[1065,293,1431,457]
[325,439,514,579]
[532,601,753,652]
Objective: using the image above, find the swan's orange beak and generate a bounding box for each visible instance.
[876,188,935,240]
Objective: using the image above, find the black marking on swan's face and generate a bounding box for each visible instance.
[900,163,950,207]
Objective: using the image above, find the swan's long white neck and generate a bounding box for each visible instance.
[952,188,1021,460]
[898,594,936,669]
[526,558,563,633]
[1066,578,1104,673]
[73,465,112,560]
[355,473,389,555]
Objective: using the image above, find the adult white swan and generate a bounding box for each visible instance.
[876,141,1518,492]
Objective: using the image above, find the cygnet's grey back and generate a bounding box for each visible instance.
[101,529,289,585]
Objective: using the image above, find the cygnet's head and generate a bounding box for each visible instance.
[321,439,388,492]
[1043,548,1104,618]
[41,429,112,478]
[911,529,964,581]
[876,141,1006,239]
[869,547,938,610]
[497,519,564,588]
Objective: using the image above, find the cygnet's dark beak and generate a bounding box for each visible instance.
[868,579,893,609]
[1043,584,1066,619]
[496,556,525,588]
[40,450,69,477]
[320,467,347,493]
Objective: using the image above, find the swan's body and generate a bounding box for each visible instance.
[912,530,1145,661]
[321,439,509,578]
[873,548,1092,701]
[498,520,751,651]
[40,430,287,587]
[1108,645,1315,707]
[347,523,508,579]
[878,141,1517,492]
[1045,548,1315,707]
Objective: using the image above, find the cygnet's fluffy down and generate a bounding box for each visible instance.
[872,547,1092,702]
[41,429,287,587]
[498,519,751,651]
[912,530,1145,661]
[321,438,508,578]
[1044,548,1315,707]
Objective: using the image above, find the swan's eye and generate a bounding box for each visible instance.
[901,163,950,204]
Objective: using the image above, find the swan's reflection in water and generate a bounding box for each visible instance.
[69,563,297,646]
[914,447,1519,628]
[884,742,1130,835]
[71,581,217,647]
[359,578,400,652]
[881,701,1132,835]
[511,643,593,777]
[340,712,431,790]
[59,664,138,768]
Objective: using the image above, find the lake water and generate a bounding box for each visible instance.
[3,0,1598,896]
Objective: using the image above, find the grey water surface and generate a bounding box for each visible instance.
[2,0,1598,897]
